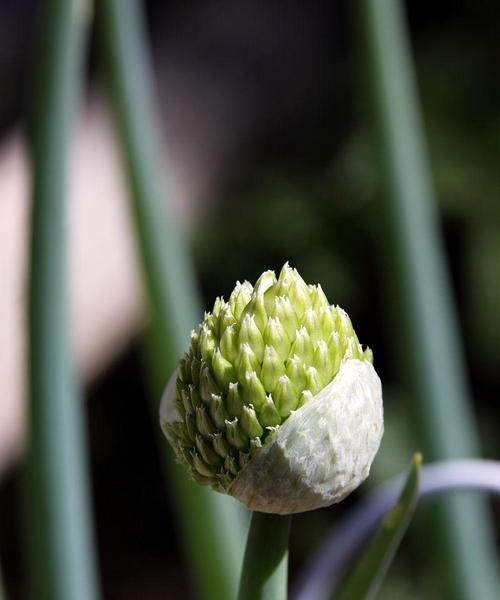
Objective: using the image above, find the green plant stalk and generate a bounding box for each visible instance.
[238,513,291,600]
[25,1,99,600]
[337,454,421,600]
[361,0,499,597]
[97,1,247,598]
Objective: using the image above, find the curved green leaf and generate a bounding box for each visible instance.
[336,453,421,600]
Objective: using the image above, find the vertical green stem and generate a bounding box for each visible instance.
[25,1,99,600]
[97,1,247,598]
[361,0,499,597]
[238,513,291,600]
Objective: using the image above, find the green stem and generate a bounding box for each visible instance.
[25,1,99,600]
[96,1,247,598]
[238,513,291,600]
[361,0,499,597]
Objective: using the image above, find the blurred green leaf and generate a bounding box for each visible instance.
[361,0,499,596]
[24,1,99,599]
[336,453,421,600]
[464,225,500,374]
[369,391,417,485]
[97,1,247,598]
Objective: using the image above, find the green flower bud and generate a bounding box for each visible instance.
[240,405,264,438]
[189,329,200,356]
[290,326,314,365]
[218,303,237,337]
[260,345,286,393]
[264,285,278,316]
[285,354,307,392]
[226,382,243,418]
[328,331,342,376]
[242,371,267,410]
[209,394,227,429]
[185,414,197,441]
[260,394,282,427]
[191,451,214,479]
[304,365,323,395]
[319,306,334,339]
[313,340,333,385]
[225,418,247,450]
[239,314,264,362]
[160,264,383,514]
[264,317,291,361]
[287,277,311,319]
[180,386,193,415]
[303,307,322,343]
[199,324,216,362]
[189,385,201,412]
[190,356,202,387]
[212,432,231,458]
[212,348,236,389]
[274,296,298,339]
[298,389,314,408]
[199,366,219,404]
[250,437,263,455]
[179,357,191,384]
[236,344,259,384]
[363,347,374,363]
[229,281,253,319]
[274,262,294,295]
[310,283,330,313]
[242,290,268,332]
[212,297,224,318]
[254,269,277,295]
[220,324,239,363]
[196,435,222,466]
[195,405,216,437]
[274,374,299,417]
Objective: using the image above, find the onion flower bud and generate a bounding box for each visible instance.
[160,264,383,514]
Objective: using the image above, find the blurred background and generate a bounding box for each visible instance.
[0,0,499,598]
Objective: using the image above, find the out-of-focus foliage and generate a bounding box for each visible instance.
[1,2,498,598]
[336,454,421,600]
[192,24,500,598]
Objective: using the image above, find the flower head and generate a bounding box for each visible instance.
[160,263,383,513]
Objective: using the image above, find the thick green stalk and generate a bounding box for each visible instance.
[25,1,99,600]
[97,1,247,598]
[361,0,499,597]
[238,513,291,600]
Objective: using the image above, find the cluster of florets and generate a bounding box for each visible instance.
[161,263,372,492]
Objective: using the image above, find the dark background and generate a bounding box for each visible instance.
[0,1,499,598]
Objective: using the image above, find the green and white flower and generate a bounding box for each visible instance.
[160,263,383,514]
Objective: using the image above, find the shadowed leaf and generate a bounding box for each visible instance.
[336,453,421,600]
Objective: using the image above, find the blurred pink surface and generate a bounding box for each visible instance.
[0,62,248,476]
[0,100,162,476]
